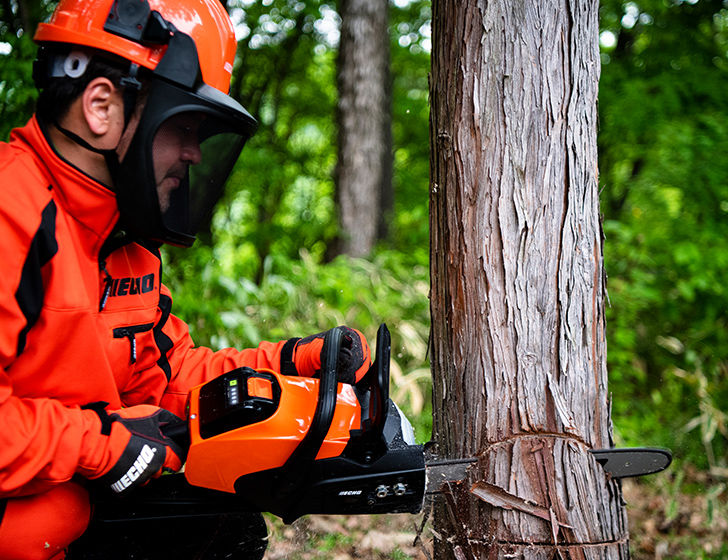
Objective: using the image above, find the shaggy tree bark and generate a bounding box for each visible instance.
[335,0,392,258]
[429,1,629,558]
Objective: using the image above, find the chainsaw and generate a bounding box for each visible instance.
[93,324,672,524]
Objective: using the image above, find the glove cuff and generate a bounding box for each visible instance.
[280,337,301,376]
[80,401,112,436]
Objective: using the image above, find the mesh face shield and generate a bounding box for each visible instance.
[156,113,246,240]
[114,78,256,247]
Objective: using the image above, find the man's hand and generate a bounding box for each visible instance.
[87,405,186,496]
[291,326,371,384]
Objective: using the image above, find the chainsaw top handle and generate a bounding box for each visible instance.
[271,326,342,500]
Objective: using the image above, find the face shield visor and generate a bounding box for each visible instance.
[115,79,257,247]
[109,16,258,247]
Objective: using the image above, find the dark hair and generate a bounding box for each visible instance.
[35,47,142,125]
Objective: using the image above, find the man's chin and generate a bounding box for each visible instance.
[157,177,181,214]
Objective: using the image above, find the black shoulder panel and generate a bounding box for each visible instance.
[15,200,59,356]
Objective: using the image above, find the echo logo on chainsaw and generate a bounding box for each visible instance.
[110,444,158,493]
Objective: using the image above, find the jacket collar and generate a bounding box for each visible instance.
[14,115,121,257]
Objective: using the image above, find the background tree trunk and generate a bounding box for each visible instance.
[428,0,629,558]
[335,0,392,258]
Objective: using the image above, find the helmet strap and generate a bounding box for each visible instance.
[51,119,121,177]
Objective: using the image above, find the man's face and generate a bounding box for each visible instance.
[151,113,204,213]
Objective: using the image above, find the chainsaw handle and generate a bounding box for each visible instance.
[305,326,340,446]
[274,326,341,500]
[162,418,190,451]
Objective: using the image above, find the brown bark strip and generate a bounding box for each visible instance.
[471,481,574,530]
[465,539,630,554]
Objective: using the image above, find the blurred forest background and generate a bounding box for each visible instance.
[3,0,728,557]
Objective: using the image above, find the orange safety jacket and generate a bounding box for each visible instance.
[0,115,287,498]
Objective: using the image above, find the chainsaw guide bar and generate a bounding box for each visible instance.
[423,447,673,496]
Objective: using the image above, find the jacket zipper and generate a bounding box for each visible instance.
[113,323,154,364]
[99,260,112,312]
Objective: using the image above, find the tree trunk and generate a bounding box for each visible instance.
[335,0,392,258]
[428,1,629,558]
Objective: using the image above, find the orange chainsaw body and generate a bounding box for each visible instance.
[184,368,362,493]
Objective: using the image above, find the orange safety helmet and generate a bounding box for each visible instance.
[33,0,258,247]
[35,0,236,95]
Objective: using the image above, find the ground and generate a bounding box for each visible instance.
[263,468,726,559]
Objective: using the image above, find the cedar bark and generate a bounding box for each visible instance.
[335,0,392,257]
[428,1,629,558]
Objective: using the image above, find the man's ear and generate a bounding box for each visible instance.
[82,77,124,141]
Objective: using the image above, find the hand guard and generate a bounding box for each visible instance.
[287,326,371,384]
[87,404,187,496]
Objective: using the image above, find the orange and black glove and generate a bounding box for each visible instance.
[81,403,186,496]
[280,326,371,385]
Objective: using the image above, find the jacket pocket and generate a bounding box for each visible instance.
[113,322,154,364]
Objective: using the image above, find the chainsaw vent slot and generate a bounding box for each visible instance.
[197,367,281,439]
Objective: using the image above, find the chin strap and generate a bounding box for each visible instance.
[51,119,122,178]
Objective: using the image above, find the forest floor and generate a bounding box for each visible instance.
[263,465,727,559]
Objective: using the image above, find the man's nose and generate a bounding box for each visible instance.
[181,135,202,165]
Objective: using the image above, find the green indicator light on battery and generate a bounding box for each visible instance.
[229,379,238,387]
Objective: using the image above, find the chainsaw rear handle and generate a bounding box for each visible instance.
[161,417,190,450]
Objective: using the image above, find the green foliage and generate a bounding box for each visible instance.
[214,0,342,275]
[0,0,55,139]
[599,0,728,471]
[0,33,37,140]
[389,0,432,251]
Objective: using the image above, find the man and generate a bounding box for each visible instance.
[0,0,371,558]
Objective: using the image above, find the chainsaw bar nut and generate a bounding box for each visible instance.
[393,483,407,496]
[375,485,389,498]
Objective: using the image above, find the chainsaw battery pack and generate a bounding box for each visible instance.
[196,368,280,439]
